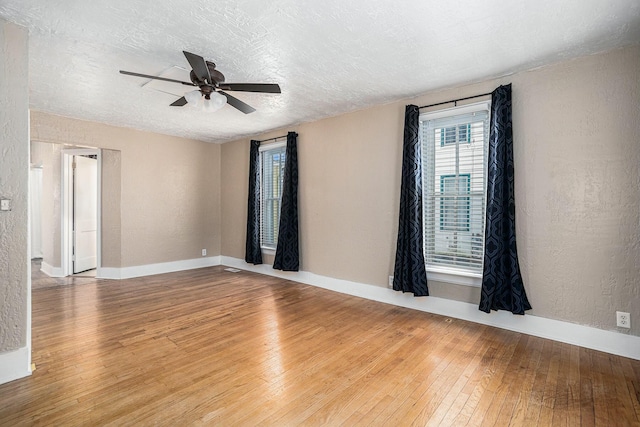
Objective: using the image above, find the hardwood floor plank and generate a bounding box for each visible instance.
[424,328,502,426]
[331,322,454,426]
[379,322,490,426]
[520,339,554,425]
[468,331,522,426]
[579,348,596,427]
[610,352,638,426]
[590,350,611,427]
[536,341,563,426]
[0,263,638,426]
[551,343,574,426]
[620,358,640,421]
[368,323,467,424]
[567,346,582,425]
[444,345,502,424]
[489,335,539,426]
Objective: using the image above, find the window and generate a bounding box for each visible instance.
[260,143,286,249]
[421,102,490,276]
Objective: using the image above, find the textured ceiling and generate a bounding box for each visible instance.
[1,1,640,143]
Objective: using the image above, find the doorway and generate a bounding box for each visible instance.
[62,149,101,277]
[29,166,43,259]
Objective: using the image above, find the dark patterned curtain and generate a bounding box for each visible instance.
[479,84,531,314]
[245,140,263,265]
[273,132,299,271]
[392,105,429,296]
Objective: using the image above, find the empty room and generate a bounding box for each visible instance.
[1,1,639,425]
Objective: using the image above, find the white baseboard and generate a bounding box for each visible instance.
[40,261,64,278]
[220,256,640,361]
[97,256,222,280]
[0,346,32,385]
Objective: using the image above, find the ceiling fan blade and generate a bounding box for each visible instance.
[220,91,256,114]
[170,96,188,107]
[119,70,194,86]
[218,83,281,93]
[183,51,211,84]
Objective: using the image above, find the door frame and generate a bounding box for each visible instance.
[61,148,102,277]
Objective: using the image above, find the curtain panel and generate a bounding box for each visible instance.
[479,84,532,314]
[392,105,429,296]
[245,139,263,265]
[273,132,300,271]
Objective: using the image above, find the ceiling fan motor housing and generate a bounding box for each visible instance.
[189,63,225,84]
[190,62,226,97]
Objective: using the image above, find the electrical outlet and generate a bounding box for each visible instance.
[388,275,394,289]
[616,311,630,329]
[201,249,207,257]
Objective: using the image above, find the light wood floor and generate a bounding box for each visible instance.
[1,265,639,426]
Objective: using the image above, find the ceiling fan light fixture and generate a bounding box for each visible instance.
[202,91,227,113]
[185,89,202,107]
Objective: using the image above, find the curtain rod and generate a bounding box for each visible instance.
[257,134,288,143]
[419,91,492,110]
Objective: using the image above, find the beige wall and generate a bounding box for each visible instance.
[30,114,222,268]
[221,45,640,336]
[0,19,29,352]
[101,149,122,268]
[220,136,251,260]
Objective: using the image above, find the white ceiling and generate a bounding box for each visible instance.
[1,1,639,144]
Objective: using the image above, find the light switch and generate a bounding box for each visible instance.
[0,198,11,211]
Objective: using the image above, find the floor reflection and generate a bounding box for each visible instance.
[259,292,286,399]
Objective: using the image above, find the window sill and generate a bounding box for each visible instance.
[261,247,276,256]
[426,267,481,287]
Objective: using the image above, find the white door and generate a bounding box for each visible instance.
[73,155,98,273]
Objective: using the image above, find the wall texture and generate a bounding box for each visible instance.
[30,114,222,268]
[221,45,640,336]
[0,19,29,352]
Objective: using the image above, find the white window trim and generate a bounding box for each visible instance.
[259,140,287,251]
[420,101,490,121]
[427,267,482,287]
[258,140,286,152]
[420,100,490,287]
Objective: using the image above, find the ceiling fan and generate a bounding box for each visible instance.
[119,51,281,114]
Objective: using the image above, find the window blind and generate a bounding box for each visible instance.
[421,105,490,274]
[260,145,286,249]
